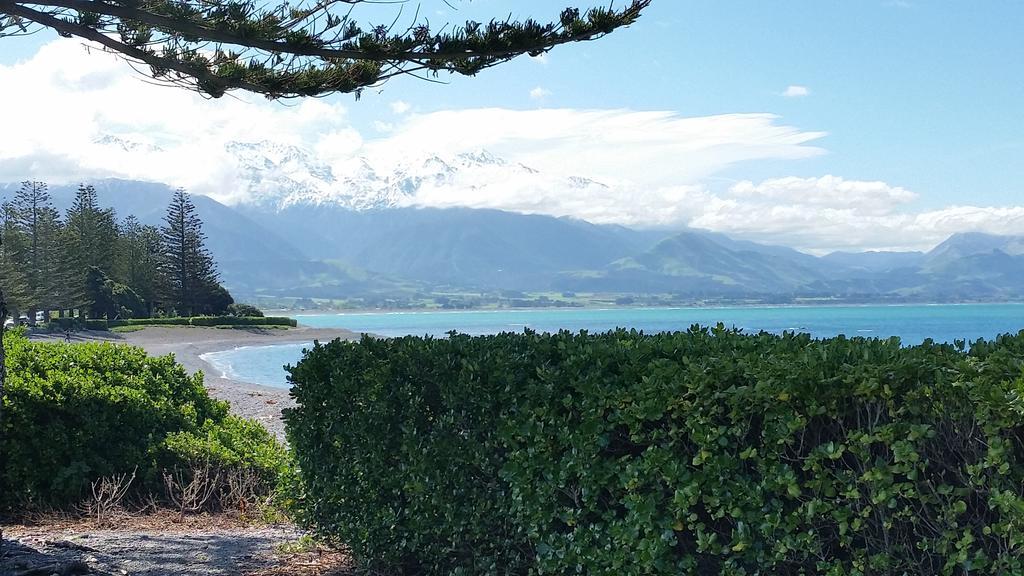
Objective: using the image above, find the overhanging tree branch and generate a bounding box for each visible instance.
[0,0,651,98]
[1,0,273,94]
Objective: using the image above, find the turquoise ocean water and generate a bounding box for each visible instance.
[201,304,1024,389]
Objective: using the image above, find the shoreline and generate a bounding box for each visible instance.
[28,325,361,441]
[268,300,1024,316]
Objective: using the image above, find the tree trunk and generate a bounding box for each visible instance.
[1,287,6,548]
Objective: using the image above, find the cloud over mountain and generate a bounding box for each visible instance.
[2,38,1023,253]
[689,177,1024,253]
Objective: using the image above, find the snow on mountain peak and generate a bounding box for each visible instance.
[94,134,164,153]
[218,140,603,212]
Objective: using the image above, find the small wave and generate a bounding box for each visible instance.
[199,349,243,381]
[199,342,311,388]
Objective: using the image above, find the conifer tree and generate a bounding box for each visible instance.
[10,181,64,317]
[65,184,117,316]
[0,202,29,314]
[160,189,221,316]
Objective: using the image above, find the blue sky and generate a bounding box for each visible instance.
[1,1,1022,251]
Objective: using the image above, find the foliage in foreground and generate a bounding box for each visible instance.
[0,332,288,511]
[286,327,1024,575]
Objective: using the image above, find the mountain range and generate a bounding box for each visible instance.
[3,141,1022,304]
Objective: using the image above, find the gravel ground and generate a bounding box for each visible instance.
[1,514,355,576]
[2,525,300,576]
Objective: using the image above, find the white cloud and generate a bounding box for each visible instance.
[401,167,710,229]
[529,86,552,100]
[0,39,826,199]
[404,171,1024,253]
[688,177,1024,253]
[783,85,810,98]
[0,38,351,197]
[364,108,827,188]
[2,39,1023,254]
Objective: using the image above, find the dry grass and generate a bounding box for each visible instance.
[249,546,354,576]
[3,508,272,533]
[1,466,354,576]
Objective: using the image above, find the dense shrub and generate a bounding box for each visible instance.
[85,316,297,330]
[227,303,265,318]
[164,415,287,479]
[46,317,82,331]
[286,327,1024,575]
[113,317,192,327]
[1,333,287,510]
[188,316,295,328]
[85,318,111,330]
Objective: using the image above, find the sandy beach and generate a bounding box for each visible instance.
[28,325,361,441]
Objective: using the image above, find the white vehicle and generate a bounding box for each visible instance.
[2,318,13,329]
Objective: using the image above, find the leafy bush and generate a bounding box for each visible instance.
[163,414,291,512]
[227,303,265,318]
[46,317,82,331]
[109,317,191,327]
[85,318,110,330]
[164,415,289,481]
[286,327,1024,575]
[1,332,287,510]
[84,316,297,330]
[188,316,295,328]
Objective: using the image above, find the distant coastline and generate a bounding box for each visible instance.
[264,298,1024,317]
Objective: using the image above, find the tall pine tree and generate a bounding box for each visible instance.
[0,202,29,315]
[65,184,117,317]
[10,181,64,316]
[160,189,223,316]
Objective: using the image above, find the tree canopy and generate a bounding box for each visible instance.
[0,0,651,98]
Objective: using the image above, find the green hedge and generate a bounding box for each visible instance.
[187,316,296,328]
[47,317,82,331]
[285,327,1024,575]
[85,318,111,330]
[1,333,288,509]
[81,316,298,330]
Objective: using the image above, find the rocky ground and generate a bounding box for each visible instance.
[1,515,352,576]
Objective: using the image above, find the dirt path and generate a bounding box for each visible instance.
[2,522,352,576]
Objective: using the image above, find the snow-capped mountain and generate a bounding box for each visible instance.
[218,140,608,211]
[93,135,164,153]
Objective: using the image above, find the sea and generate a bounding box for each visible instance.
[200,303,1024,389]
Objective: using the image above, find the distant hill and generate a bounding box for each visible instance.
[556,231,828,295]
[4,174,1023,303]
[0,180,405,297]
[239,205,667,291]
[923,232,1024,270]
[822,250,926,273]
[1,179,306,262]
